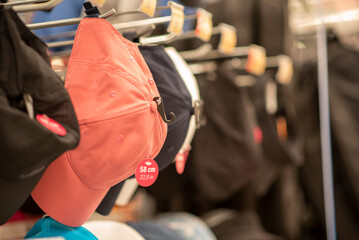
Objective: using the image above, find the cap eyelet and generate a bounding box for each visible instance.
[110,90,117,97]
[117,135,124,142]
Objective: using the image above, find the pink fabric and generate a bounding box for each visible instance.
[32,18,167,227]
[6,211,26,223]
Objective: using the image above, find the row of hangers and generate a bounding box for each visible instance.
[1,0,62,12]
[1,0,293,83]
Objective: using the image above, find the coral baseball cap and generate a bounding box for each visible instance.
[31,17,167,227]
[96,45,192,216]
[0,7,80,224]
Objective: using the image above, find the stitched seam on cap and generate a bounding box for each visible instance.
[79,104,149,125]
[104,109,153,182]
[64,20,84,90]
[66,61,149,102]
[154,110,165,157]
[84,18,137,49]
[69,106,152,190]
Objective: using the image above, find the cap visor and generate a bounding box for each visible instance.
[31,152,108,227]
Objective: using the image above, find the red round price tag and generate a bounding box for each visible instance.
[36,114,67,136]
[135,159,159,187]
[253,126,263,144]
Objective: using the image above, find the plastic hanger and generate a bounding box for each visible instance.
[137,13,199,45]
[153,97,176,123]
[175,23,232,61]
[0,0,49,7]
[139,32,178,45]
[114,4,171,17]
[139,7,213,45]
[48,24,156,56]
[175,24,221,42]
[185,46,250,62]
[31,1,179,40]
[188,53,292,83]
[45,14,175,48]
[12,0,63,12]
[138,1,192,45]
[31,1,171,42]
[46,10,196,48]
[179,43,213,60]
[187,60,217,75]
[26,7,116,30]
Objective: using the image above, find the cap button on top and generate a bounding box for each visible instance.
[110,90,116,97]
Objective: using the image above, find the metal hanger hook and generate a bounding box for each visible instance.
[153,97,176,124]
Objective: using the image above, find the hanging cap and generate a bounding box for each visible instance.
[0,7,80,224]
[96,45,192,216]
[31,17,167,227]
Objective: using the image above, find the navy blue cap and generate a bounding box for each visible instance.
[187,63,261,201]
[25,217,98,240]
[95,179,126,215]
[96,45,193,216]
[127,221,185,240]
[139,45,193,170]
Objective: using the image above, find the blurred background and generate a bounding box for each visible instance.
[2,0,359,239]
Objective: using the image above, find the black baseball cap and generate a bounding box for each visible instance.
[187,62,261,201]
[0,7,80,224]
[139,45,193,170]
[95,179,126,215]
[248,71,303,195]
[96,45,193,215]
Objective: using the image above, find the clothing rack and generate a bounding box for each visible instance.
[46,14,197,48]
[26,8,117,30]
[1,1,346,239]
[316,4,337,240]
[182,46,250,62]
[13,0,63,12]
[0,0,49,6]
